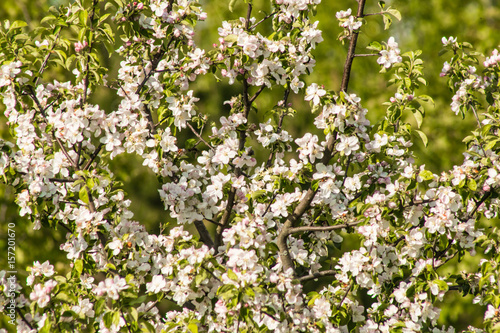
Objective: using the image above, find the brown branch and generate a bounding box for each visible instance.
[337,282,353,309]
[203,218,223,227]
[16,308,33,329]
[83,0,99,105]
[266,88,291,168]
[34,30,61,86]
[341,0,366,92]
[354,53,379,57]
[298,269,337,283]
[288,221,361,235]
[26,86,77,168]
[468,190,491,220]
[201,263,221,282]
[135,49,167,96]
[187,122,213,149]
[250,11,277,30]
[143,103,157,135]
[194,220,215,249]
[245,3,253,30]
[277,0,367,276]
[249,85,265,103]
[83,143,103,171]
[215,3,254,251]
[49,177,74,183]
[362,12,384,17]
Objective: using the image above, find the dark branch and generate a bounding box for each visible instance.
[299,270,336,283]
[194,220,215,249]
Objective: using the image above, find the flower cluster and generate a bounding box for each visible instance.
[336,8,362,39]
[1,0,500,332]
[377,37,402,68]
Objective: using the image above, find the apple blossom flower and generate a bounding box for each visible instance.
[336,135,359,156]
[74,41,88,52]
[0,60,21,87]
[441,36,457,46]
[146,275,167,293]
[305,83,326,105]
[377,37,402,68]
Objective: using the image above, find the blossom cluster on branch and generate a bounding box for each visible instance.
[0,0,500,332]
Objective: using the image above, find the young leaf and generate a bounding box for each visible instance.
[414,129,428,147]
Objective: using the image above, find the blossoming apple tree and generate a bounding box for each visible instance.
[1,0,500,332]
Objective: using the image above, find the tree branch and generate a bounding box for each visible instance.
[288,221,361,235]
[83,143,103,171]
[250,11,277,30]
[194,220,215,249]
[215,3,254,251]
[83,0,99,105]
[341,0,366,92]
[298,269,337,283]
[187,122,213,149]
[277,0,367,276]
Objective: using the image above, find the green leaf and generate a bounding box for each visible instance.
[54,291,74,303]
[188,323,199,333]
[366,41,382,52]
[419,169,434,181]
[382,14,392,30]
[79,9,89,26]
[129,307,139,322]
[417,77,427,86]
[227,269,238,281]
[413,110,423,129]
[185,138,198,150]
[386,8,402,21]
[74,259,83,275]
[113,311,121,326]
[224,34,238,44]
[39,316,52,333]
[105,2,115,11]
[249,190,266,200]
[98,13,111,25]
[40,15,58,26]
[228,0,237,12]
[9,20,27,31]
[468,179,477,191]
[415,129,428,147]
[79,186,89,204]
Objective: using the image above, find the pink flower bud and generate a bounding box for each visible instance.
[74,41,88,53]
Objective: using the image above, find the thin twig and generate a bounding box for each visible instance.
[34,30,61,86]
[249,85,265,103]
[337,282,353,310]
[298,270,336,283]
[17,308,33,329]
[83,0,99,105]
[250,11,278,30]
[187,122,213,149]
[288,221,361,235]
[83,143,103,171]
[362,12,384,17]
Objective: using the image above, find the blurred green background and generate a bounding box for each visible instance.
[1,0,499,330]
